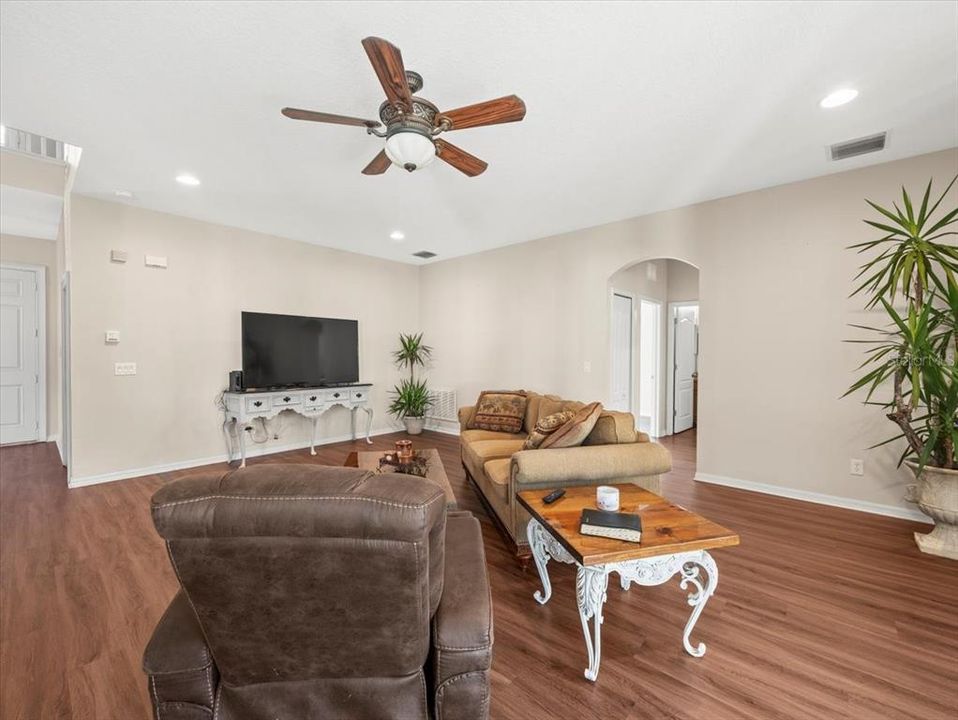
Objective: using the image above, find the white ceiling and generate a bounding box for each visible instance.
[1,1,956,264]
[0,184,63,240]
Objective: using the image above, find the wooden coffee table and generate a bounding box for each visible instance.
[344,448,457,509]
[517,484,739,681]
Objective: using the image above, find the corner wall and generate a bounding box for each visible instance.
[419,148,958,518]
[68,196,418,482]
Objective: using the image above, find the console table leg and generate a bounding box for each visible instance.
[309,416,319,456]
[680,552,718,658]
[236,419,247,469]
[222,419,234,463]
[527,520,554,605]
[577,566,609,682]
[363,407,373,444]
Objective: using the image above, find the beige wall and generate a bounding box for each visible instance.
[0,233,59,437]
[666,259,699,303]
[0,150,66,196]
[69,196,418,481]
[420,148,958,513]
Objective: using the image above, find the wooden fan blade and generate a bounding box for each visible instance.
[281,107,380,128]
[435,140,487,177]
[437,95,526,131]
[361,37,412,110]
[361,149,392,175]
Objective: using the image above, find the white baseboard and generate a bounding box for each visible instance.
[68,428,398,489]
[425,420,460,436]
[694,472,932,524]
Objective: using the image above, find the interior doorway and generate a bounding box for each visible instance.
[0,263,46,445]
[668,302,699,435]
[608,258,699,439]
[637,299,661,435]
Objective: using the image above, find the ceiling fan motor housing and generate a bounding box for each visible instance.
[379,81,439,171]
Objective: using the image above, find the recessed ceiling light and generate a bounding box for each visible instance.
[819,88,858,109]
[175,173,201,186]
[389,230,405,241]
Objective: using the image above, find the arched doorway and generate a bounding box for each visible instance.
[608,258,699,438]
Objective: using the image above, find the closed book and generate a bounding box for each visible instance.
[580,508,642,543]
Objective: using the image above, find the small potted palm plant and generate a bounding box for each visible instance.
[389,332,433,435]
[846,175,957,559]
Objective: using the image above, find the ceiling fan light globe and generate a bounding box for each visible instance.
[384,130,436,171]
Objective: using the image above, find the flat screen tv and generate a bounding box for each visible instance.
[241,312,359,389]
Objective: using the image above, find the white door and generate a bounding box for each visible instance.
[0,266,42,444]
[638,300,660,435]
[609,293,633,412]
[672,305,698,434]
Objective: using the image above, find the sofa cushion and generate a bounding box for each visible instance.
[468,390,528,434]
[460,428,523,444]
[482,459,511,503]
[523,392,543,434]
[462,439,526,483]
[584,411,638,445]
[540,402,603,449]
[523,409,576,449]
[538,396,585,424]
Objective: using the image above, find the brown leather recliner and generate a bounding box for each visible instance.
[142,464,493,720]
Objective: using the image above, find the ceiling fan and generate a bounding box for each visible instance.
[281,37,526,177]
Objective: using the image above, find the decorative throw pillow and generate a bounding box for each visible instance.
[540,402,603,449]
[468,390,528,434]
[523,410,577,449]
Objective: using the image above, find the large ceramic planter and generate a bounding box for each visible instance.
[403,416,425,435]
[906,461,958,560]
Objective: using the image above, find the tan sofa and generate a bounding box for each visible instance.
[459,392,672,556]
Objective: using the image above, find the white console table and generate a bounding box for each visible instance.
[223,384,373,468]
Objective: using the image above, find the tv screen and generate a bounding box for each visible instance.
[241,312,359,389]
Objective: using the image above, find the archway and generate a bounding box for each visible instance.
[607,258,700,439]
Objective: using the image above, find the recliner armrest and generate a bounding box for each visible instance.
[431,512,492,720]
[143,591,218,718]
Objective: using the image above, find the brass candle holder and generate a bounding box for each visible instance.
[395,440,414,462]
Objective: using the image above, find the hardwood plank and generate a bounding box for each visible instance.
[1,430,956,719]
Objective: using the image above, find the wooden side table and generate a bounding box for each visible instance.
[517,484,738,681]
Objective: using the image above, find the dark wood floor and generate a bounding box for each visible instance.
[2,430,956,719]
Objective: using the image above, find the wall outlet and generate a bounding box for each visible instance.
[114,362,137,376]
[105,330,120,344]
[850,458,864,476]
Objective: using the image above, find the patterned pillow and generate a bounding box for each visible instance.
[523,410,577,449]
[468,390,528,434]
[540,402,603,449]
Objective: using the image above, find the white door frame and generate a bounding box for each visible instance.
[666,301,698,436]
[637,296,663,438]
[608,288,636,415]
[0,262,46,443]
[60,272,71,471]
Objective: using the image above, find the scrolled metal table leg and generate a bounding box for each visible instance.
[679,551,718,657]
[577,565,610,682]
[527,520,554,605]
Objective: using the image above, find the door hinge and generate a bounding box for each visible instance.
[35,374,39,384]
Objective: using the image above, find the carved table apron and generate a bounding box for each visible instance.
[526,518,719,682]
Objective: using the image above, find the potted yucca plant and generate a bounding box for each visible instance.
[389,333,433,435]
[845,175,957,559]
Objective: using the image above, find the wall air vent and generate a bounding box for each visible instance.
[412,250,437,259]
[0,125,67,162]
[830,132,887,161]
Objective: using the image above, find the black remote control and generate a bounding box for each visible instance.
[542,489,565,504]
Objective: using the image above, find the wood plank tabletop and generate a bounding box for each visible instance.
[517,483,739,565]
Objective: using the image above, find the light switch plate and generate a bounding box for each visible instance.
[114,362,136,376]
[105,330,120,344]
[850,458,864,476]
[110,249,128,263]
[145,255,168,268]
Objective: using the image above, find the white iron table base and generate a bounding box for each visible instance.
[527,519,719,682]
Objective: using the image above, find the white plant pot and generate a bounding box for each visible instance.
[906,461,958,560]
[403,416,425,435]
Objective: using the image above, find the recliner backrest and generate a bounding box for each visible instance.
[150,464,447,688]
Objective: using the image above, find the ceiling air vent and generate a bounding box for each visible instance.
[0,125,66,162]
[412,250,437,259]
[830,132,886,161]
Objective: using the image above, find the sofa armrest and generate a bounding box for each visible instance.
[431,512,492,720]
[511,442,672,489]
[143,591,218,719]
[458,405,477,432]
